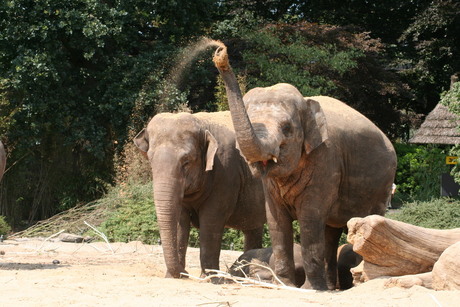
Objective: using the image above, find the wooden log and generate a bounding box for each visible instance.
[432,241,460,290]
[385,241,460,290]
[347,215,460,282]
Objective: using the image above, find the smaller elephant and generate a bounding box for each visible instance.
[229,243,362,290]
[134,111,266,279]
[229,243,305,287]
[0,141,6,181]
[337,244,362,290]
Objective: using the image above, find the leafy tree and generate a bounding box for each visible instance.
[294,0,432,44]
[212,18,411,137]
[394,143,449,201]
[397,0,460,113]
[0,0,217,225]
[441,80,460,184]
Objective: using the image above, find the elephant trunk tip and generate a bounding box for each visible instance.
[212,43,230,72]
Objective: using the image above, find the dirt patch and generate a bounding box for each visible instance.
[0,238,458,306]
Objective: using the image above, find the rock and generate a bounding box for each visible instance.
[57,233,91,243]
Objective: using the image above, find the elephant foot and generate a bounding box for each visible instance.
[301,278,328,291]
[165,268,188,279]
[200,271,226,284]
[210,276,226,284]
[275,276,297,288]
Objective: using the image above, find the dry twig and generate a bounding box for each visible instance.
[84,221,114,254]
[35,229,66,252]
[11,201,110,238]
[181,265,315,293]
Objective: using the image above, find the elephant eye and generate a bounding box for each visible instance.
[281,123,292,136]
[183,158,191,167]
[181,156,190,168]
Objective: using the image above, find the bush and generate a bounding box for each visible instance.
[387,198,460,229]
[394,143,449,201]
[96,182,460,251]
[99,182,160,244]
[98,181,266,251]
[0,216,11,236]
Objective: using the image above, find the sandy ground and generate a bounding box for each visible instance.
[0,238,459,307]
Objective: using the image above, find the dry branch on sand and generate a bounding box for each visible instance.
[181,265,315,293]
[10,201,111,238]
[347,215,460,290]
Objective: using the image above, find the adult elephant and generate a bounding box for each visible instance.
[213,45,396,290]
[134,111,265,279]
[0,141,6,181]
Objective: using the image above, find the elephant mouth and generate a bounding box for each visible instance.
[251,158,279,177]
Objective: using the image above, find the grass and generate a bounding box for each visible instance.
[12,181,460,250]
[386,198,460,229]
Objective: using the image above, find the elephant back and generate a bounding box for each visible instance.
[193,111,235,132]
[308,96,382,134]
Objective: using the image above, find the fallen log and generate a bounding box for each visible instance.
[432,240,460,290]
[346,215,460,282]
[385,241,460,290]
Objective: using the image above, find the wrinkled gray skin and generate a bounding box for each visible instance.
[214,48,397,290]
[134,111,265,279]
[229,243,362,289]
[0,141,6,181]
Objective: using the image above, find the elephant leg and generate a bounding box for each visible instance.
[178,208,191,271]
[198,219,225,281]
[266,198,296,287]
[243,227,264,251]
[324,225,343,290]
[298,215,328,290]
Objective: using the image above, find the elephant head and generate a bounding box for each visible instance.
[213,47,328,178]
[134,113,218,278]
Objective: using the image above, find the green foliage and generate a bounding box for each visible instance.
[0,0,217,224]
[442,81,460,184]
[1,0,457,229]
[441,81,460,109]
[214,74,247,111]
[96,181,264,251]
[394,143,449,201]
[212,17,411,138]
[240,24,363,96]
[387,199,460,229]
[0,216,11,236]
[92,181,460,250]
[221,228,245,251]
[397,0,460,114]
[99,182,159,244]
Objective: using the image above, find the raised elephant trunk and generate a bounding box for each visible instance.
[213,46,274,163]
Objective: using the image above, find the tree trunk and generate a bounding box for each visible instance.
[0,141,5,182]
[346,215,460,283]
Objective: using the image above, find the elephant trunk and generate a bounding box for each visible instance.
[213,46,273,163]
[153,179,185,278]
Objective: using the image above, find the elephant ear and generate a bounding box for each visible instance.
[205,130,218,171]
[303,98,328,155]
[134,128,149,153]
